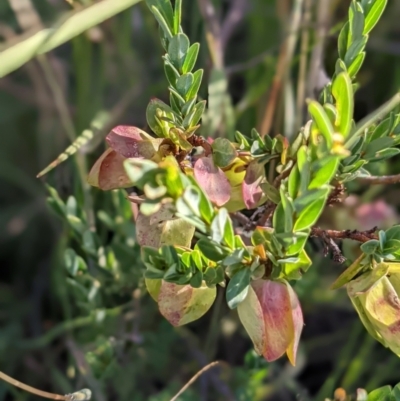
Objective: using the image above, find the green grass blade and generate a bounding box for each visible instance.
[0,0,142,78]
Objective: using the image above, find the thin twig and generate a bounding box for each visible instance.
[0,371,91,401]
[359,173,400,185]
[170,361,226,401]
[311,227,378,243]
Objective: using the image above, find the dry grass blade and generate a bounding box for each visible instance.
[169,361,228,401]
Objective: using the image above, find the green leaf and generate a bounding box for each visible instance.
[360,239,380,255]
[173,0,182,35]
[260,181,281,204]
[186,69,203,100]
[391,383,400,401]
[344,35,368,67]
[190,270,203,288]
[280,189,294,232]
[288,166,300,199]
[169,86,186,105]
[226,268,251,309]
[368,148,400,162]
[370,114,395,141]
[293,187,330,213]
[332,72,354,137]
[307,100,334,148]
[176,73,194,98]
[363,0,387,35]
[297,146,310,195]
[309,157,340,189]
[338,21,350,60]
[164,63,178,86]
[330,253,365,290]
[386,225,400,241]
[212,138,238,168]
[323,103,337,125]
[196,239,228,262]
[349,0,365,42]
[190,179,214,224]
[273,202,286,234]
[146,98,175,137]
[183,100,206,128]
[65,249,87,276]
[146,0,174,32]
[150,5,173,40]
[204,267,217,286]
[180,186,201,217]
[285,231,310,256]
[366,385,392,401]
[348,51,365,78]
[224,217,235,250]
[182,43,200,74]
[210,209,228,243]
[181,97,196,116]
[282,249,312,279]
[168,33,190,70]
[293,197,326,231]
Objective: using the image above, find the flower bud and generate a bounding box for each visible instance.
[237,279,303,365]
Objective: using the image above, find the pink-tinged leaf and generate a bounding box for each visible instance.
[194,156,230,207]
[251,280,292,362]
[239,280,303,365]
[87,148,112,187]
[242,161,265,209]
[87,148,133,190]
[98,149,133,190]
[158,281,216,326]
[106,125,162,159]
[284,281,304,365]
[136,212,163,247]
[237,285,267,355]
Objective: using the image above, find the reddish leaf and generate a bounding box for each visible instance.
[106,125,161,159]
[194,156,230,206]
[238,279,304,365]
[98,149,133,190]
[242,161,265,209]
[252,280,293,362]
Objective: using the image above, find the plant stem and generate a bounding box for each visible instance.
[170,361,226,401]
[311,227,378,243]
[359,173,400,185]
[0,371,66,400]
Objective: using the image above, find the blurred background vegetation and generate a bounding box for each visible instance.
[1,0,400,400]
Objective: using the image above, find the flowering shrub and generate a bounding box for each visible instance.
[79,0,400,368]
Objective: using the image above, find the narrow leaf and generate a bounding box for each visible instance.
[307,100,334,148]
[226,269,251,309]
[182,43,200,74]
[332,72,354,137]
